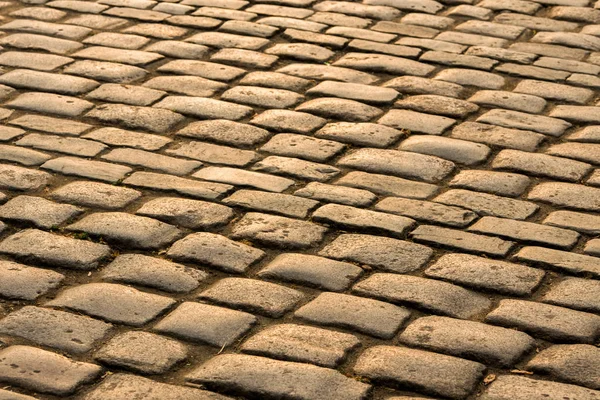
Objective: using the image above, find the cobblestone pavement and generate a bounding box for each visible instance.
[0,0,598,398]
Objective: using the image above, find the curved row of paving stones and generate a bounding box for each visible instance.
[0,0,598,398]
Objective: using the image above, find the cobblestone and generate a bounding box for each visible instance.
[480,375,600,400]
[542,277,600,313]
[435,189,539,220]
[0,261,63,300]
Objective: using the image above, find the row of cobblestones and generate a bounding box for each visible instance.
[0,0,598,398]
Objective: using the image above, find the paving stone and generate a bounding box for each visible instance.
[186,354,370,400]
[534,56,600,75]
[435,189,538,220]
[313,203,415,237]
[542,277,600,313]
[159,60,245,82]
[83,127,171,151]
[223,190,317,218]
[258,253,363,292]
[435,68,505,89]
[338,148,455,183]
[0,145,50,166]
[383,76,463,98]
[102,148,201,175]
[136,197,233,229]
[212,48,278,69]
[3,114,84,136]
[167,142,256,167]
[450,122,544,152]
[222,86,302,109]
[7,92,93,117]
[0,127,24,142]
[17,133,106,157]
[199,277,303,317]
[186,31,269,50]
[354,273,492,319]
[83,32,150,50]
[508,81,587,104]
[531,31,600,51]
[477,109,571,137]
[104,7,169,21]
[307,81,397,105]
[193,166,293,193]
[86,104,184,133]
[277,63,377,85]
[0,306,112,353]
[495,62,572,81]
[510,42,588,61]
[482,374,600,400]
[296,98,382,122]
[550,105,600,124]
[492,149,591,182]
[314,1,401,20]
[465,45,537,64]
[0,51,73,71]
[375,197,477,227]
[72,46,163,67]
[449,4,493,19]
[0,33,83,55]
[0,389,37,400]
[400,316,535,367]
[295,292,410,338]
[241,324,360,367]
[373,21,439,39]
[153,302,256,347]
[47,283,175,326]
[0,346,102,396]
[44,157,132,183]
[420,50,498,70]
[144,41,209,59]
[86,83,165,105]
[83,373,230,400]
[261,134,344,163]
[0,195,81,229]
[239,71,311,92]
[411,225,515,257]
[547,142,600,165]
[282,28,349,49]
[0,229,110,270]
[167,232,264,273]
[1,19,91,40]
[379,109,456,135]
[155,96,252,121]
[315,122,403,148]
[11,7,67,21]
[265,43,334,62]
[319,233,433,273]
[525,344,599,390]
[544,210,600,235]
[219,20,279,38]
[177,120,270,148]
[65,13,127,28]
[527,182,600,211]
[426,253,545,296]
[469,91,547,114]
[51,181,140,210]
[124,23,189,39]
[515,245,600,277]
[194,6,256,20]
[449,170,530,197]
[307,11,371,28]
[102,254,206,293]
[231,212,327,249]
[0,260,63,301]
[569,126,600,143]
[295,182,375,207]
[396,95,479,119]
[354,346,485,400]
[584,239,600,256]
[0,69,98,95]
[334,52,435,76]
[167,15,222,29]
[252,156,340,182]
[251,109,326,134]
[486,299,600,343]
[398,136,490,165]
[143,76,226,97]
[95,331,187,374]
[67,212,180,250]
[401,12,453,29]
[64,60,148,83]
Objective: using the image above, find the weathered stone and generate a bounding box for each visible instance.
[480,375,600,400]
[296,97,382,122]
[296,292,410,338]
[157,60,244,81]
[398,136,490,165]
[315,122,404,147]
[83,373,230,400]
[334,52,435,76]
[307,81,398,104]
[7,92,93,117]
[396,95,479,118]
[354,346,485,400]
[0,306,111,353]
[47,283,175,326]
[0,69,98,95]
[252,156,340,182]
[319,233,433,273]
[278,63,378,85]
[354,273,492,319]
[231,212,327,249]
[0,261,63,301]
[65,60,147,83]
[102,254,206,293]
[295,182,376,207]
[411,225,515,257]
[0,346,102,396]
[336,171,439,199]
[241,324,360,367]
[515,246,600,277]
[186,354,370,400]
[528,182,600,211]
[542,277,600,313]
[435,189,539,220]
[379,109,456,135]
[51,181,141,209]
[450,122,544,152]
[155,96,252,121]
[86,83,165,105]
[95,331,187,374]
[67,212,181,249]
[485,299,600,343]
[376,197,477,227]
[86,104,184,133]
[178,120,270,147]
[435,68,505,89]
[0,229,110,270]
[16,133,106,157]
[0,195,81,229]
[258,253,363,292]
[477,109,571,137]
[425,253,544,296]
[199,278,303,318]
[223,190,317,218]
[167,232,264,273]
[193,166,293,192]
[251,109,326,133]
[153,302,256,347]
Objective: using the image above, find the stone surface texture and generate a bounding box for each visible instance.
[0,0,595,398]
